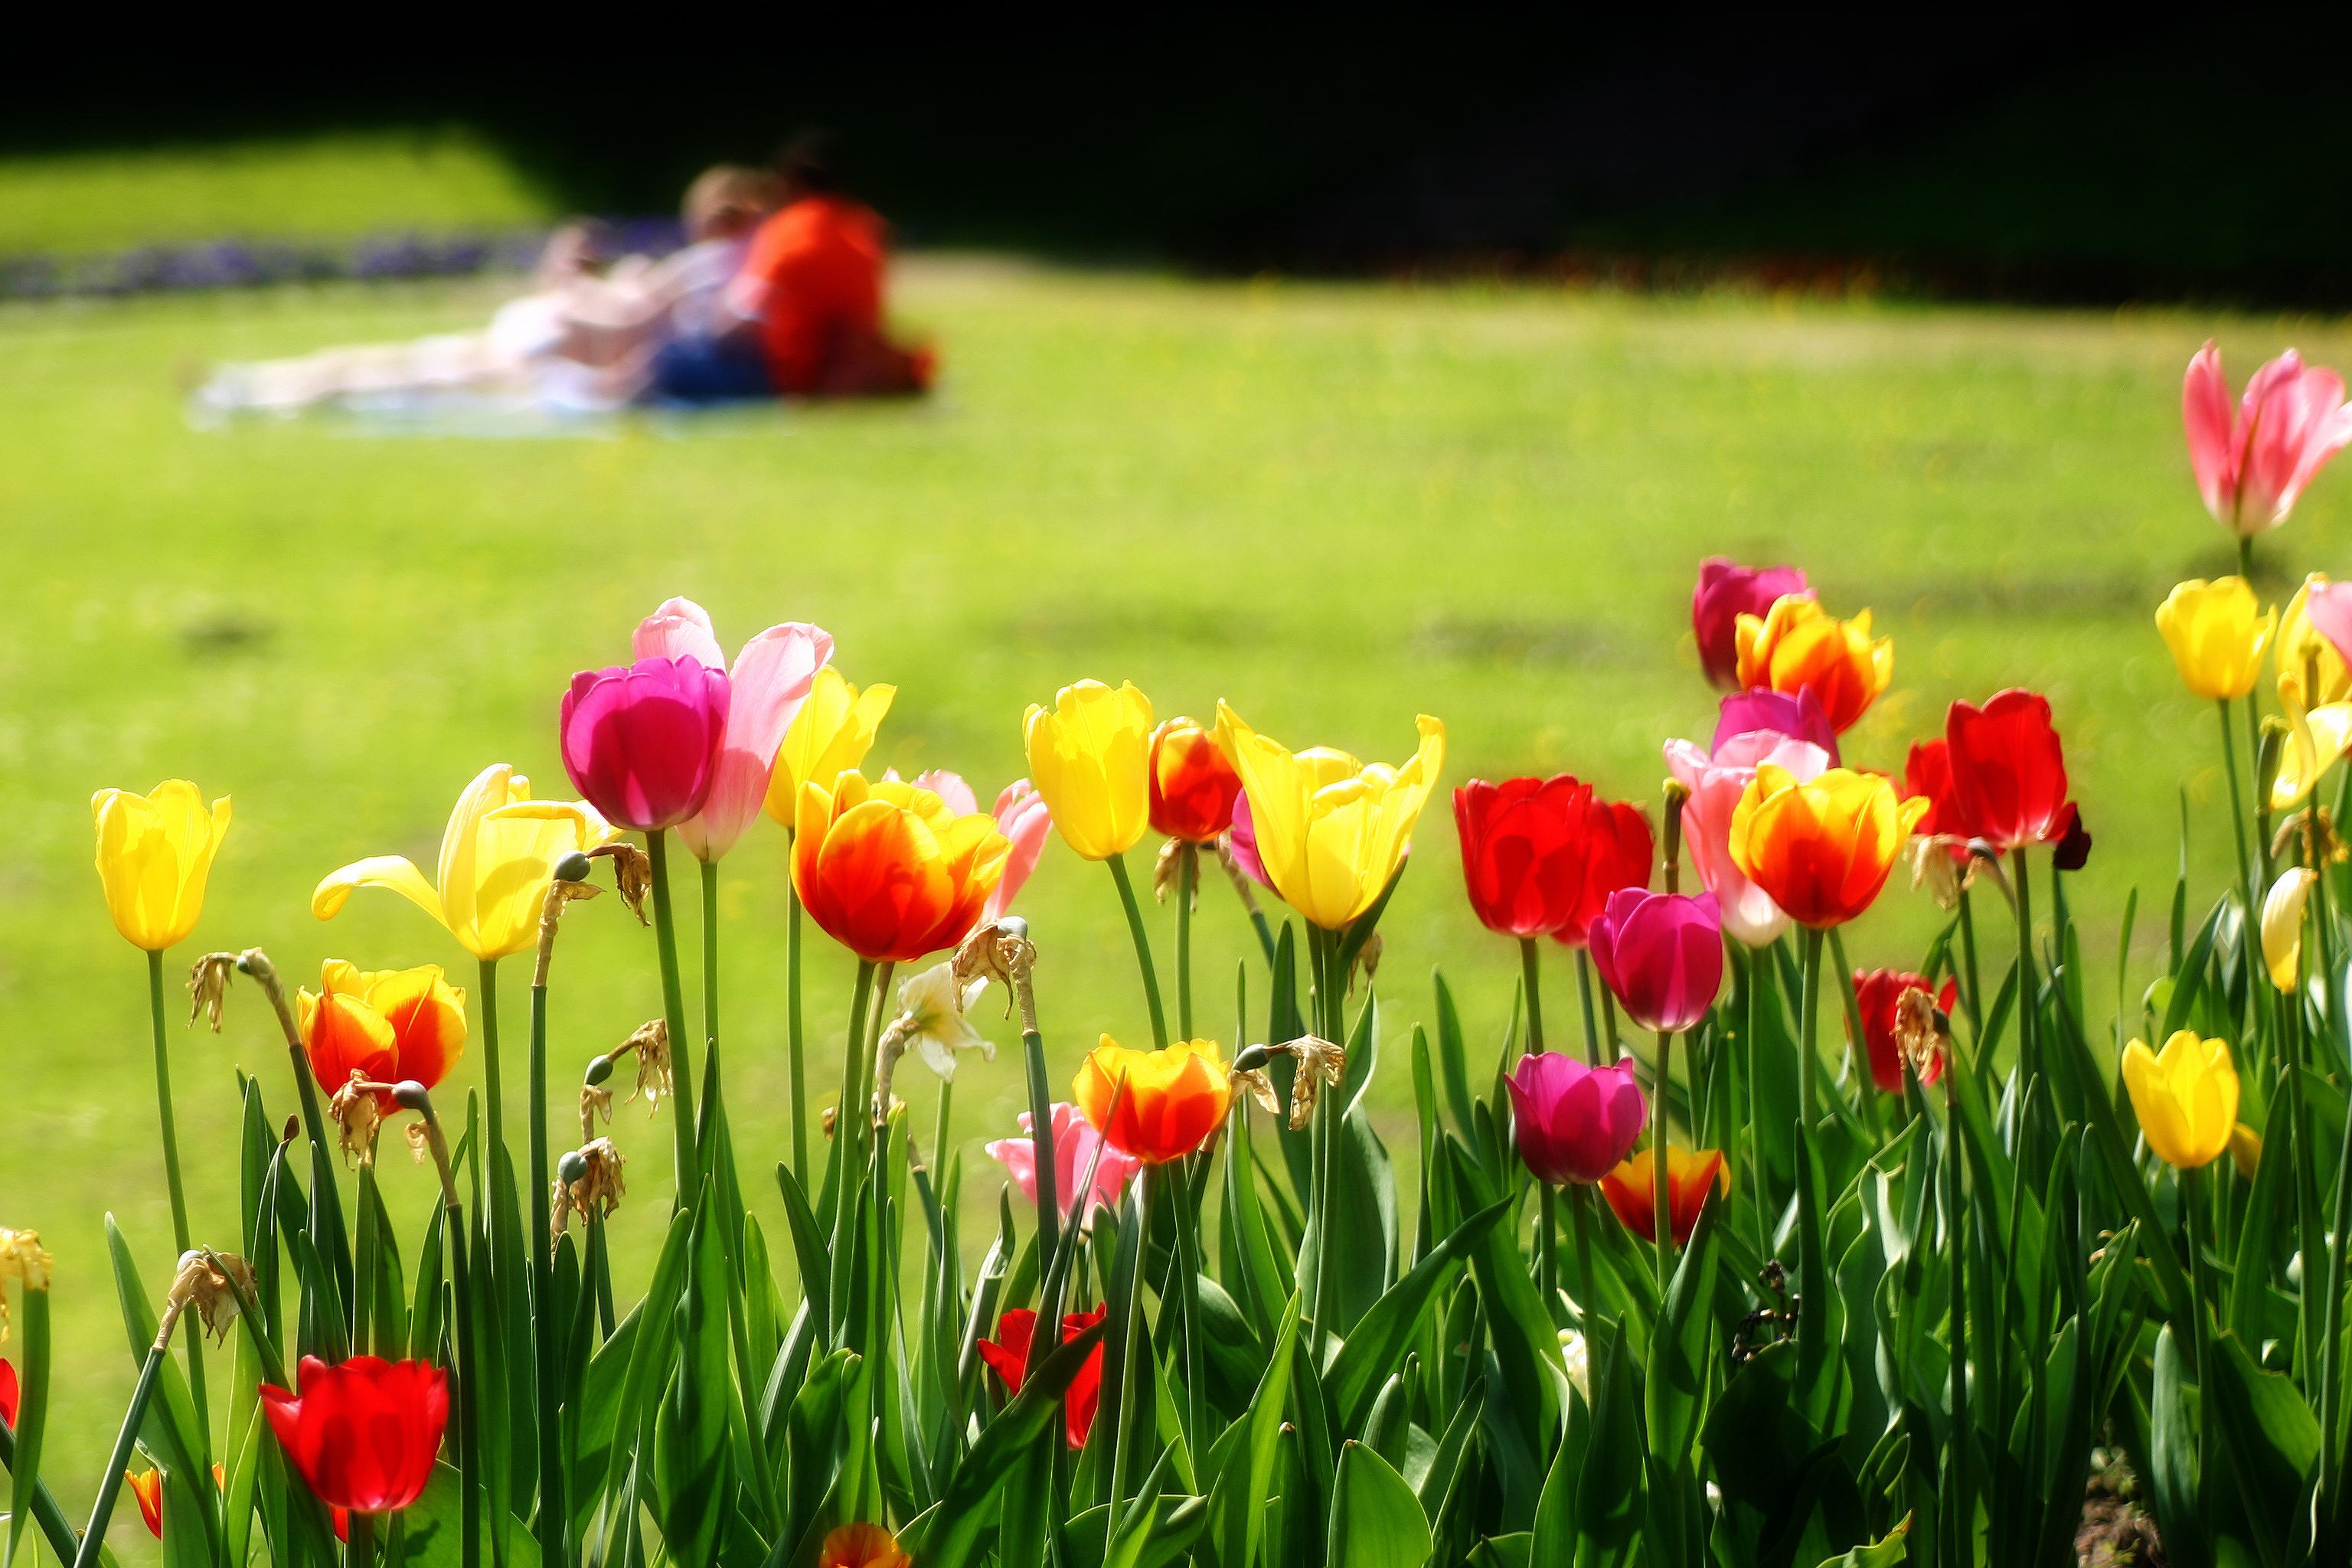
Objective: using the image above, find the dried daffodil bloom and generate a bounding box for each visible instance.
[0,1228,54,1341]
[326,1070,387,1167]
[168,1251,255,1345]
[1225,1035,1348,1132]
[1893,986,1951,1084]
[551,1138,628,1247]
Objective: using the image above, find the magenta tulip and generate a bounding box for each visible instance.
[1712,688,1838,762]
[559,656,731,832]
[1505,1054,1647,1186]
[985,1101,1140,1226]
[1693,557,1809,690]
[1587,888,1723,1034]
[2184,342,2352,537]
[634,598,831,861]
[1227,792,1272,888]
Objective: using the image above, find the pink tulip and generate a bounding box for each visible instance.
[986,780,1053,923]
[559,657,731,832]
[1587,888,1723,1034]
[1693,557,1809,690]
[908,769,980,816]
[985,1102,1140,1226]
[1712,688,1838,762]
[1504,1054,1647,1186]
[2302,581,2352,672]
[634,599,832,861]
[2184,342,2352,537]
[1665,733,1831,947]
[1228,792,1271,887]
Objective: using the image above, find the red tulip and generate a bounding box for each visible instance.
[1455,776,1648,941]
[558,656,732,831]
[0,1358,15,1427]
[1900,739,1960,839]
[1942,689,2070,853]
[976,1305,1107,1448]
[1693,557,1808,690]
[260,1355,447,1514]
[1851,969,1958,1092]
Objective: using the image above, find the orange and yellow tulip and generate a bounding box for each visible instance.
[1073,1037,1232,1164]
[1728,765,1926,929]
[92,781,232,952]
[794,771,1010,965]
[1024,681,1154,861]
[1213,704,1446,930]
[818,1525,910,1568]
[1733,596,1893,734]
[1599,1145,1727,1245]
[297,961,467,1106]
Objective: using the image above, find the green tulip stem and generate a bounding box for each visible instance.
[2321,1038,2352,1517]
[1798,928,1824,1131]
[1653,1029,1675,1294]
[2183,1161,2216,1485]
[1105,1165,1152,1544]
[786,831,809,1190]
[70,1332,165,1568]
[1169,1161,1208,1458]
[2219,697,2257,908]
[527,943,564,1568]
[1943,1059,1971,1561]
[1520,938,1547,1054]
[1108,852,1171,1048]
[1575,949,1602,1066]
[1569,1183,1597,1332]
[144,949,211,1444]
[1175,841,1197,1040]
[1745,946,1771,1262]
[645,828,704,1201]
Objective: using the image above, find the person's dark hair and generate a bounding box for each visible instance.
[776,129,842,194]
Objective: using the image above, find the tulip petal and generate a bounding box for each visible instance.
[312,855,445,927]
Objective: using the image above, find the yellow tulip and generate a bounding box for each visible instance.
[1024,681,1154,861]
[2271,680,2352,810]
[2262,867,2318,992]
[764,666,896,829]
[2277,574,2352,708]
[2154,577,2275,701]
[2229,1122,2263,1181]
[1213,703,1446,929]
[312,763,614,962]
[2120,1029,2239,1170]
[91,781,232,951]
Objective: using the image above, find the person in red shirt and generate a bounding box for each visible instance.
[722,132,935,398]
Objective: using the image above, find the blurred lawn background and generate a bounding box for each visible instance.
[5,134,2351,1508]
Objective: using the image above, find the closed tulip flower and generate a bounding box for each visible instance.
[2262,867,2318,993]
[260,1354,447,1514]
[1692,557,1808,690]
[1454,776,1646,942]
[793,772,1011,965]
[1072,1037,1232,1163]
[298,961,466,1107]
[1148,717,1243,843]
[560,656,732,832]
[1586,889,1723,1034]
[1504,1054,1646,1185]
[1024,681,1154,860]
[314,764,613,962]
[763,665,897,828]
[975,1305,1108,1449]
[2121,1030,2239,1171]
[985,1102,1140,1227]
[1214,704,1446,930]
[1730,766,1929,929]
[1851,969,1957,1092]
[91,781,232,952]
[2155,578,2275,701]
[2184,342,2352,537]
[632,598,831,861]
[1942,689,2072,852]
[126,1468,165,1538]
[1712,688,1839,762]
[1733,596,1893,734]
[1600,1145,1727,1245]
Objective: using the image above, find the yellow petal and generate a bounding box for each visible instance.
[2272,687,2352,809]
[312,856,445,926]
[2262,867,2318,993]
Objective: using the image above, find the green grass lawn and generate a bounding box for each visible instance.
[4,258,2348,1512]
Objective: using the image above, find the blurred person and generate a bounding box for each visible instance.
[716,130,936,399]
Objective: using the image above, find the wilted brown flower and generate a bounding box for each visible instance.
[325,1070,387,1167]
[168,1251,255,1345]
[550,1138,627,1249]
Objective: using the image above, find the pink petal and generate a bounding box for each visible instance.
[913,771,980,817]
[633,598,725,669]
[985,779,1053,923]
[679,623,833,861]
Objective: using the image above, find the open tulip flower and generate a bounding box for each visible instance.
[2184,341,2352,537]
[976,1305,1107,1448]
[1454,775,1652,942]
[1586,889,1723,1034]
[1148,716,1244,843]
[1214,703,1446,930]
[560,655,732,832]
[1505,1054,1646,1185]
[298,961,466,1106]
[632,598,831,861]
[903,770,1053,922]
[763,665,897,828]
[819,1524,912,1568]
[1024,680,1154,861]
[91,781,232,952]
[1730,765,1928,929]
[793,771,1010,965]
[1851,969,1956,1091]
[2275,574,2352,708]
[985,1101,1141,1227]
[260,1354,447,1514]
[1942,689,2071,852]
[2121,1030,2239,1171]
[2155,577,2275,701]
[1693,557,1809,691]
[1733,594,1892,733]
[314,764,613,962]
[1073,1037,1232,1163]
[1665,732,1831,947]
[1600,1145,1727,1245]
